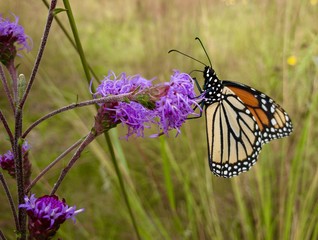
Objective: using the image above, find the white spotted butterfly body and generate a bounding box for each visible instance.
[202,66,293,177]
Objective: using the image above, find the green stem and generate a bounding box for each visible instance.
[41,0,99,81]
[59,1,142,238]
[103,133,141,240]
[62,0,91,82]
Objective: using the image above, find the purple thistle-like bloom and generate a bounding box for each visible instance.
[0,141,31,180]
[96,71,153,95]
[111,101,155,138]
[95,70,200,138]
[0,150,15,176]
[19,194,84,240]
[0,14,31,66]
[155,71,200,135]
[96,72,156,138]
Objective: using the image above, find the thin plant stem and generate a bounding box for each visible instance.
[104,133,142,240]
[0,110,14,148]
[0,173,19,232]
[13,108,25,239]
[22,93,132,138]
[50,132,97,195]
[44,0,141,238]
[62,0,91,82]
[41,0,98,81]
[25,137,84,193]
[60,0,142,238]
[7,63,17,107]
[19,0,57,109]
[0,230,7,240]
[0,65,15,112]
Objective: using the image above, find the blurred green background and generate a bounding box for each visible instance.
[1,0,318,239]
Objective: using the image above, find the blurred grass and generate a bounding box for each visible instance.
[1,0,318,239]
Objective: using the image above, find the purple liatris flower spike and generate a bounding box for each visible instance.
[0,14,31,66]
[19,194,84,240]
[95,72,157,138]
[94,70,201,138]
[154,70,201,136]
[0,141,32,185]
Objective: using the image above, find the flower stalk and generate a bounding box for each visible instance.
[0,65,14,111]
[0,172,19,232]
[0,230,7,240]
[13,108,25,238]
[25,138,83,193]
[0,110,14,148]
[22,88,165,138]
[7,62,18,106]
[19,0,57,109]
[51,131,97,195]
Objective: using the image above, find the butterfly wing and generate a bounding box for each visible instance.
[223,81,293,142]
[206,86,263,177]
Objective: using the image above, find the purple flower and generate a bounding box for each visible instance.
[19,194,84,240]
[0,141,31,185]
[0,150,15,176]
[155,71,201,135]
[96,71,153,96]
[95,72,156,138]
[112,101,156,138]
[94,70,200,138]
[0,14,31,66]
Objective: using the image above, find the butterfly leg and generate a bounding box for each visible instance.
[187,101,204,119]
[192,77,203,93]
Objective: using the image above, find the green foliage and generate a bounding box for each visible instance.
[1,0,317,239]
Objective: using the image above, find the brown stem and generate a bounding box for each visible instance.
[7,63,18,107]
[19,0,58,109]
[0,65,15,112]
[0,110,14,148]
[0,173,19,232]
[50,131,97,195]
[22,93,131,138]
[0,230,7,240]
[25,138,83,193]
[13,109,25,239]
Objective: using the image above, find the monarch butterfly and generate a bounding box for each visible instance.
[169,38,293,178]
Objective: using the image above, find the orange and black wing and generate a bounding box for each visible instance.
[205,82,293,178]
[223,81,293,143]
[205,87,263,178]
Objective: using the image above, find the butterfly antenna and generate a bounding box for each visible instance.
[189,69,203,75]
[168,49,207,67]
[195,37,212,67]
